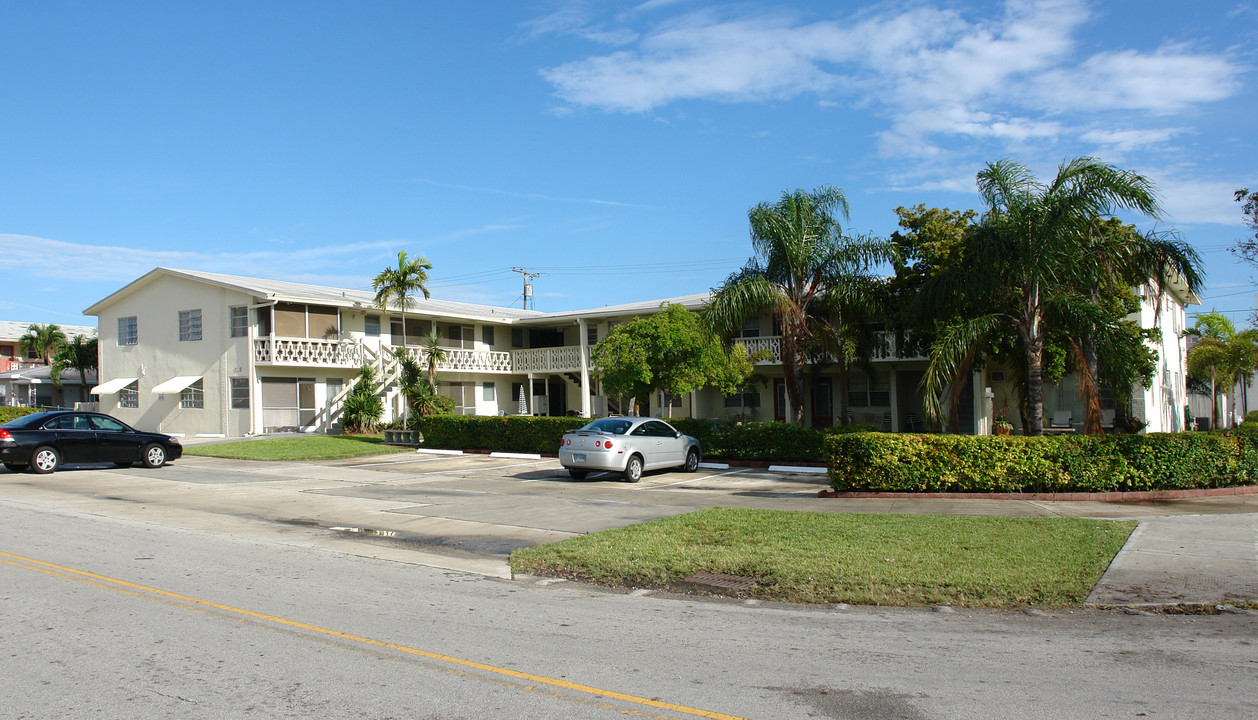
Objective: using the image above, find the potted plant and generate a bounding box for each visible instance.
[993,408,1013,436]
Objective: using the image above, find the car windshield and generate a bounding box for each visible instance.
[2,412,55,429]
[579,418,633,435]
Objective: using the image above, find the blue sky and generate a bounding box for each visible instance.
[2,0,1255,329]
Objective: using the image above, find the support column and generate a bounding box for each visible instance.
[889,367,900,433]
[577,318,591,418]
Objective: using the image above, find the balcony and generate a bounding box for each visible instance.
[252,332,925,374]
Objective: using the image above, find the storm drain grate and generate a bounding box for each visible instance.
[679,572,759,591]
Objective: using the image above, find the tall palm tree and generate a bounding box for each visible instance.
[372,250,433,352]
[51,335,99,403]
[923,157,1202,436]
[18,323,67,365]
[706,186,897,424]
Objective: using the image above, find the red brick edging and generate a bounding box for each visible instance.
[817,485,1258,502]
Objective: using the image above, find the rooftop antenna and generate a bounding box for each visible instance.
[511,267,540,310]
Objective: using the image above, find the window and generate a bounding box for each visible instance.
[724,386,761,408]
[364,315,380,337]
[119,381,139,409]
[118,316,138,346]
[230,378,250,409]
[587,325,598,345]
[179,309,202,342]
[657,391,682,408]
[229,306,248,338]
[483,382,495,401]
[482,326,495,347]
[511,328,524,348]
[848,374,890,407]
[257,307,272,336]
[181,379,204,409]
[735,317,761,339]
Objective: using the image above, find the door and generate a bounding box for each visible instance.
[811,379,833,427]
[90,414,143,462]
[630,422,664,469]
[46,413,98,463]
[650,420,686,467]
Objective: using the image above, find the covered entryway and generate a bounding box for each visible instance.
[261,377,317,433]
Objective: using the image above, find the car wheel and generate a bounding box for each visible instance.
[3,462,26,473]
[142,444,167,469]
[683,448,700,473]
[31,447,60,474]
[114,461,134,468]
[622,454,643,483]
[568,469,588,480]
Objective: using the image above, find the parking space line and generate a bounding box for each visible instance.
[341,456,463,468]
[643,468,750,490]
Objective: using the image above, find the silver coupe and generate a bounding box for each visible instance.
[558,417,702,482]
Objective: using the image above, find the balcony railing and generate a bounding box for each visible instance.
[512,346,586,374]
[254,332,924,373]
[254,337,364,367]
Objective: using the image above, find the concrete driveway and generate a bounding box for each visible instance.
[2,448,1255,606]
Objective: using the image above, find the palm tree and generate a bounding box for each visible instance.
[18,323,67,365]
[706,186,897,424]
[1187,312,1258,428]
[51,335,99,403]
[922,157,1202,436]
[419,330,448,392]
[372,250,433,352]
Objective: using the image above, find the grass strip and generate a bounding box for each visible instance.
[510,507,1136,608]
[185,435,407,461]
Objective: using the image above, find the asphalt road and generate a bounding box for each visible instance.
[2,453,1257,718]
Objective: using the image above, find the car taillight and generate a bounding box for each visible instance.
[0,429,10,441]
[603,440,613,449]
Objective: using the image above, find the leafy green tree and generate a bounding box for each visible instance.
[1187,312,1258,428]
[706,186,896,424]
[18,323,67,365]
[593,304,755,417]
[922,157,1202,436]
[51,335,99,403]
[372,250,433,352]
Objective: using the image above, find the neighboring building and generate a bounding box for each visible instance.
[82,267,1196,437]
[0,365,98,409]
[0,320,95,372]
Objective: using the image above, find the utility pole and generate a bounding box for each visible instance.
[511,267,540,310]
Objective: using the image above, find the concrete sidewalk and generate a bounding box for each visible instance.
[1086,511,1258,606]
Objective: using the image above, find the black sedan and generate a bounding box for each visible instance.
[0,411,182,474]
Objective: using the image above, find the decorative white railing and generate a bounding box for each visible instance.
[511,346,586,374]
[440,348,512,373]
[737,337,782,363]
[254,338,364,367]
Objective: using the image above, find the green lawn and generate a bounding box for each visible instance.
[510,507,1136,608]
[184,434,409,461]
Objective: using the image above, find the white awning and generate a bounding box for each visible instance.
[151,376,201,394]
[91,377,138,395]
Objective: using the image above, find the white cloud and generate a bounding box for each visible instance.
[1146,174,1255,226]
[538,1,1242,161]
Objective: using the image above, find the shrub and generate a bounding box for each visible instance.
[668,419,873,462]
[414,415,587,454]
[0,407,41,424]
[342,365,383,434]
[827,430,1258,494]
[1245,410,1258,424]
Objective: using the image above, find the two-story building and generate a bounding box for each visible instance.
[82,267,1195,437]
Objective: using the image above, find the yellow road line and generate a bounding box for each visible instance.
[0,549,749,720]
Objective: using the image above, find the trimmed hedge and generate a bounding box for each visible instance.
[827,428,1258,493]
[669,419,874,462]
[0,407,40,424]
[411,415,875,461]
[413,415,587,454]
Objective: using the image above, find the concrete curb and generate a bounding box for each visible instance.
[415,448,463,456]
[490,452,543,460]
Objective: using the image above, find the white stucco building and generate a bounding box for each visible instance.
[82,267,1197,437]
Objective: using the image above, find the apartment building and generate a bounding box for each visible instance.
[82,267,1195,437]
